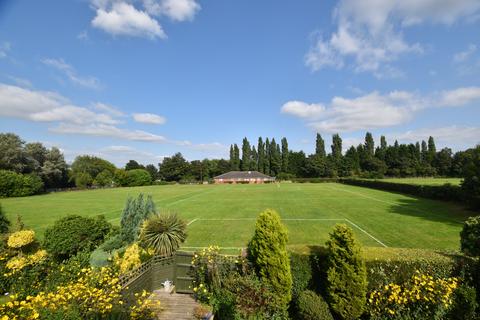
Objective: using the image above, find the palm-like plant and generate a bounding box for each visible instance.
[139,212,187,256]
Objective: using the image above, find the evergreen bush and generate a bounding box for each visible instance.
[0,204,10,233]
[74,172,92,189]
[119,194,156,244]
[248,209,293,308]
[43,215,112,261]
[447,284,477,320]
[296,290,334,320]
[290,253,313,300]
[461,216,480,256]
[325,224,367,320]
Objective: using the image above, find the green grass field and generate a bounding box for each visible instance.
[1,183,476,252]
[375,177,462,186]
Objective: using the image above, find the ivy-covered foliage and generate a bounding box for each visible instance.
[325,224,367,320]
[248,209,293,309]
[461,216,480,257]
[43,215,112,261]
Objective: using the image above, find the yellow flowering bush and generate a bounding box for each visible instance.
[368,272,458,319]
[4,250,48,276]
[113,243,153,274]
[0,266,160,319]
[7,230,35,249]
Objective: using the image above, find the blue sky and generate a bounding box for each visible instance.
[0,0,479,166]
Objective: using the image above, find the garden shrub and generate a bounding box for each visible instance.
[325,224,367,320]
[248,209,293,308]
[43,215,112,261]
[114,168,129,187]
[113,242,153,274]
[0,204,10,233]
[461,216,480,256]
[296,290,334,320]
[367,272,458,320]
[340,178,477,207]
[139,212,187,256]
[447,284,477,320]
[93,169,114,187]
[0,170,43,197]
[120,194,156,244]
[74,172,93,189]
[0,266,159,319]
[89,247,111,268]
[364,247,459,291]
[99,233,124,252]
[126,169,152,187]
[290,252,313,300]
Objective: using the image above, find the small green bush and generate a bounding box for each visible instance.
[0,204,10,233]
[290,253,313,300]
[43,215,112,261]
[461,216,480,257]
[0,170,44,197]
[126,169,152,187]
[93,169,113,187]
[248,209,293,308]
[325,224,367,320]
[297,290,334,320]
[447,284,477,320]
[74,172,92,189]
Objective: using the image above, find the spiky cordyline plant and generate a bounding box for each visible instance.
[139,212,187,256]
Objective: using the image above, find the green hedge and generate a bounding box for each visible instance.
[290,178,339,183]
[289,246,470,292]
[339,178,480,208]
[0,170,44,197]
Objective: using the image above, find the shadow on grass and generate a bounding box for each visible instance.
[387,197,472,228]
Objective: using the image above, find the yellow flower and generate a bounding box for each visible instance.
[7,230,36,248]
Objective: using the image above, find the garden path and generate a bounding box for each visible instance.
[151,290,200,319]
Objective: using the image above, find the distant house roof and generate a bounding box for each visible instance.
[214,171,275,180]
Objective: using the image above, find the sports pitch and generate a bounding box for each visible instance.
[1,183,475,251]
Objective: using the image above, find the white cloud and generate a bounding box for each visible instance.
[42,58,101,89]
[0,42,10,58]
[77,31,89,41]
[92,2,166,39]
[438,86,480,106]
[393,126,480,151]
[50,123,168,143]
[306,0,480,76]
[282,86,480,133]
[143,0,200,21]
[0,83,117,124]
[93,102,125,117]
[133,112,166,124]
[6,75,33,88]
[453,44,477,63]
[281,101,325,119]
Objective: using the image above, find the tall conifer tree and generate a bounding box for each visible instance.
[257,137,265,173]
[241,137,251,171]
[281,137,289,173]
[265,138,271,175]
[315,133,326,158]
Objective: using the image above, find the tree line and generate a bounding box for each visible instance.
[1,132,479,196]
[228,133,477,180]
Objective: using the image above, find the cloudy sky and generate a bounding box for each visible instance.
[0,0,479,166]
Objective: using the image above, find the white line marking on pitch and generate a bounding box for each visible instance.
[344,218,388,248]
[187,218,199,226]
[165,188,216,206]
